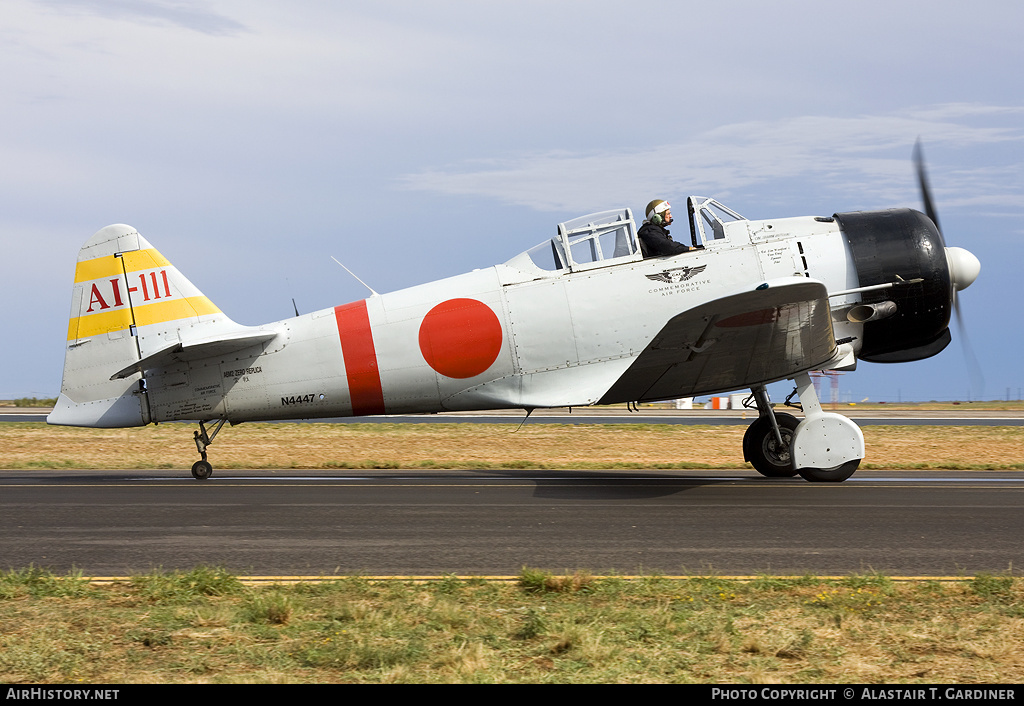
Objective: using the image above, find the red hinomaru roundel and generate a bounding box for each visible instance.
[418,298,502,379]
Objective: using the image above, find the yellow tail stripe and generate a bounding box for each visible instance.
[67,296,221,341]
[74,249,173,283]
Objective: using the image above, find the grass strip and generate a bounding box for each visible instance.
[2,422,1023,471]
[1,567,1022,684]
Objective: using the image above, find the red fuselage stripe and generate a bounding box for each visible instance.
[334,301,386,416]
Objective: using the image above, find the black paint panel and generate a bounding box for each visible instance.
[834,209,951,363]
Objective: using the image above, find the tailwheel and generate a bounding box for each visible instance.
[191,460,213,480]
[743,413,800,477]
[798,460,860,483]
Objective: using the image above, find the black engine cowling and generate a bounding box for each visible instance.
[834,208,952,363]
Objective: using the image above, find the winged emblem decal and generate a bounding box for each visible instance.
[645,265,707,284]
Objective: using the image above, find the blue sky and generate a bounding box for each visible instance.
[3,0,1022,403]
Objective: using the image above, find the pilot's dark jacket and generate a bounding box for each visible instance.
[637,222,691,258]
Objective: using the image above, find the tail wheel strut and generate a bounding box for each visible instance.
[191,419,227,480]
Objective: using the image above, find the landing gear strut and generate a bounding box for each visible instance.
[191,419,226,480]
[743,387,799,477]
[742,377,864,482]
[788,373,863,483]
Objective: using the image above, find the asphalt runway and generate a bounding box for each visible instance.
[1,468,1022,577]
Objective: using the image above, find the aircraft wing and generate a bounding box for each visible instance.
[109,329,278,380]
[599,278,835,403]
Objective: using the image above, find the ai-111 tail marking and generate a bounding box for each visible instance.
[50,153,980,481]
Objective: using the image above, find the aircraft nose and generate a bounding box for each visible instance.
[945,246,980,292]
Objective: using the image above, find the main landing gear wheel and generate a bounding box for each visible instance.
[191,460,213,480]
[798,460,860,483]
[743,413,800,477]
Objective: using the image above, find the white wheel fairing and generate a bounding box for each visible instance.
[791,413,864,472]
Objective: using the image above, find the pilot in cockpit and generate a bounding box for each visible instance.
[638,199,701,258]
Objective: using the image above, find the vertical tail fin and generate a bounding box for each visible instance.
[49,224,231,427]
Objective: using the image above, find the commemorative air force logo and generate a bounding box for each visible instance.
[645,265,707,284]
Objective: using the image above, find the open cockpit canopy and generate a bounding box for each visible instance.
[686,196,745,244]
[509,197,747,274]
[520,208,640,272]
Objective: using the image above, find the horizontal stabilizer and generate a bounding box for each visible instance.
[52,223,246,429]
[110,329,279,380]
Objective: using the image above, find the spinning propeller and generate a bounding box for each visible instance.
[913,140,984,397]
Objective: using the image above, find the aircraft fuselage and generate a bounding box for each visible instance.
[141,214,861,424]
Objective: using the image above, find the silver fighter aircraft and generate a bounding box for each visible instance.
[49,146,980,481]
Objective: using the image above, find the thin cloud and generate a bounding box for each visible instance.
[36,0,247,36]
[399,105,1024,214]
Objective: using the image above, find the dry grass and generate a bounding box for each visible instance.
[1,570,1023,683]
[0,421,1022,471]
